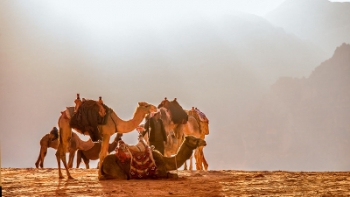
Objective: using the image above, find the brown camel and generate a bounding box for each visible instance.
[99,135,207,179]
[56,100,157,179]
[158,97,209,170]
[76,133,122,169]
[36,127,94,169]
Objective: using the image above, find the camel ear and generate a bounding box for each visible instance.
[164,97,167,100]
[174,98,177,101]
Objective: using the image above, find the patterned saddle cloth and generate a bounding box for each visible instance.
[115,138,157,179]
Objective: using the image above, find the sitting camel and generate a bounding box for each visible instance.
[35,127,94,168]
[100,135,207,179]
[158,97,209,170]
[76,133,122,169]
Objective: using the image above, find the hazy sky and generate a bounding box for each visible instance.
[0,0,349,170]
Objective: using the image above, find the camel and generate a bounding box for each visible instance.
[76,133,122,169]
[158,97,209,170]
[35,127,94,168]
[56,100,157,179]
[99,135,207,179]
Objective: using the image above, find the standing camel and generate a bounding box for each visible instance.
[56,100,157,179]
[35,127,94,168]
[76,133,122,169]
[158,97,209,170]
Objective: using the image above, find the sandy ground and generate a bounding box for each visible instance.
[1,168,350,197]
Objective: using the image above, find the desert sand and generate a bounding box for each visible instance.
[1,168,350,196]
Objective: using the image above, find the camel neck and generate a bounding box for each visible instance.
[164,140,195,171]
[114,107,146,133]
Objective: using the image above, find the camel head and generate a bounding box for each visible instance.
[137,102,157,115]
[183,135,207,149]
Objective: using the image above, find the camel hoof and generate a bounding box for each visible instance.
[68,176,74,180]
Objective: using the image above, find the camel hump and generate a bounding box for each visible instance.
[69,98,110,142]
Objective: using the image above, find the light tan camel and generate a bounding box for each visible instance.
[158,98,209,170]
[35,129,94,169]
[100,135,207,179]
[56,101,157,179]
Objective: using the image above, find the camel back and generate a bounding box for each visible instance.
[188,108,209,135]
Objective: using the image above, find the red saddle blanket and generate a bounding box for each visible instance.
[115,140,157,179]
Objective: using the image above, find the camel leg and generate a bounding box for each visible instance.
[35,146,46,168]
[202,154,209,171]
[98,134,110,180]
[84,157,90,169]
[81,152,90,169]
[56,145,73,179]
[194,147,203,170]
[57,115,73,179]
[76,150,81,168]
[199,146,208,170]
[55,147,64,179]
[68,149,75,169]
[189,155,193,170]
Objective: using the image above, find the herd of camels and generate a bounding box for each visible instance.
[39,96,209,180]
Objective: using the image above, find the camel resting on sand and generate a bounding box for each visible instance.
[35,127,94,168]
[99,135,207,180]
[76,133,122,169]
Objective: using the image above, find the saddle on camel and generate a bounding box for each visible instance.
[115,127,157,179]
[65,94,108,142]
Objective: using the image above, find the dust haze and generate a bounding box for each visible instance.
[1,0,350,171]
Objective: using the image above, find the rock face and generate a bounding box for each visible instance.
[266,0,350,54]
[239,43,350,171]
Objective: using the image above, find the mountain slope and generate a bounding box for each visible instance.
[266,0,350,55]
[233,43,350,171]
